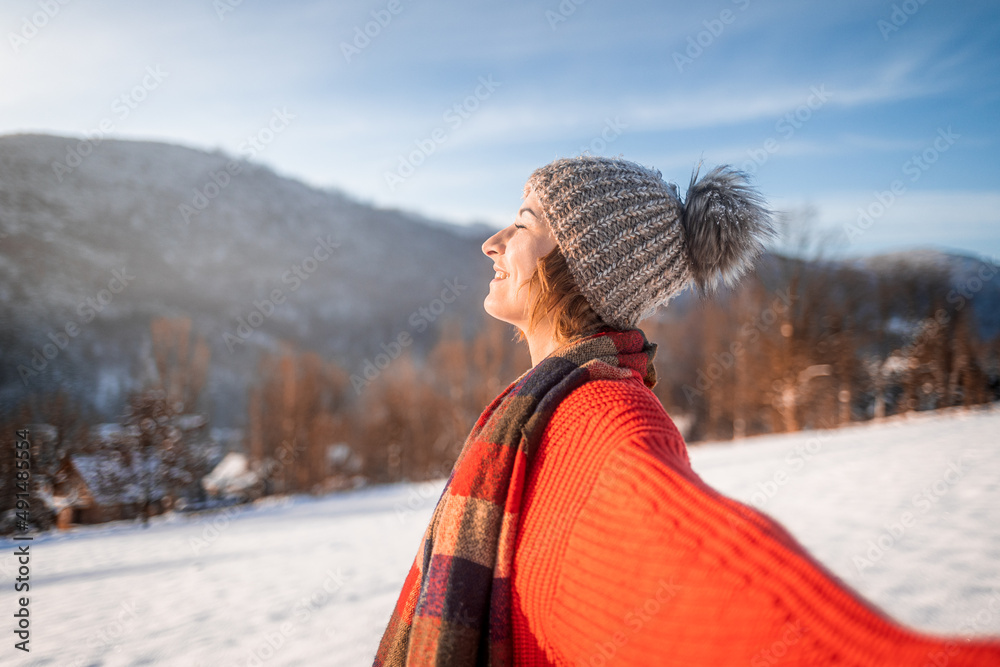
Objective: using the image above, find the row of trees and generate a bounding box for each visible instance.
[246,251,1000,488]
[0,317,214,531]
[642,213,1000,442]
[0,310,532,527]
[4,244,999,522]
[644,268,998,442]
[244,313,529,490]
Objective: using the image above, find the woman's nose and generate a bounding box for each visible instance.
[482,229,503,257]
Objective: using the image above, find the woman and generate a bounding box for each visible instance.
[374,156,1000,666]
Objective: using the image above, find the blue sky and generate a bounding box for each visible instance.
[3,0,998,261]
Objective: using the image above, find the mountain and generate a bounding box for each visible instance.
[856,248,1000,339]
[2,133,997,428]
[0,133,495,425]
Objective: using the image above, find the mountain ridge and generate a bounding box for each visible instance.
[2,133,996,427]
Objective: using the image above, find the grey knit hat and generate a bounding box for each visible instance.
[524,155,777,330]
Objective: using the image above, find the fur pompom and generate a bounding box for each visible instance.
[680,164,777,297]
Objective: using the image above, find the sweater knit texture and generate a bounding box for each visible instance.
[509,376,1000,666]
[373,328,658,666]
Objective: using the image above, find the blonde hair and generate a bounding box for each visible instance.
[513,245,609,346]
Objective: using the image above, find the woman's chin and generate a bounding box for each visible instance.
[482,303,517,328]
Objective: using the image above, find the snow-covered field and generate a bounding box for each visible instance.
[4,404,1000,666]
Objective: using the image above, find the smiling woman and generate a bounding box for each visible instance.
[481,189,558,336]
[373,155,1000,666]
[480,188,608,368]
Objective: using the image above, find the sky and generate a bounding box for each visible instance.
[2,0,999,262]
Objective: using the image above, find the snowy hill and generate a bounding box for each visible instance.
[1,133,997,428]
[0,133,494,423]
[2,404,998,666]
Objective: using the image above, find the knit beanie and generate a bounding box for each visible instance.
[524,155,777,330]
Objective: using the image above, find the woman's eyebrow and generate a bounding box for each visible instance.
[518,207,538,219]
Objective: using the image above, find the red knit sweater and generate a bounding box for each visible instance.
[510,377,1000,666]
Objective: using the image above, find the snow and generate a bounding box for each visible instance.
[3,404,999,666]
[327,443,363,474]
[70,454,163,505]
[201,452,258,497]
[175,414,208,431]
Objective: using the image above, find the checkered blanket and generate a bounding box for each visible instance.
[373,326,658,666]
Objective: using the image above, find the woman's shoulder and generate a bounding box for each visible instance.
[514,376,696,658]
[539,376,690,468]
[546,376,683,440]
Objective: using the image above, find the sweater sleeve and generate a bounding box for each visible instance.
[541,388,1000,666]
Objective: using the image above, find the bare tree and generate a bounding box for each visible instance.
[246,346,351,494]
[149,316,211,414]
[103,388,204,523]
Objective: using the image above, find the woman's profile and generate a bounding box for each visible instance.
[373,155,1000,666]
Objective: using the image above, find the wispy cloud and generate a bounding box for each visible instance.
[771,190,1000,259]
[1,0,998,259]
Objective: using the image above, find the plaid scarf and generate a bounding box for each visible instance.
[373,326,658,666]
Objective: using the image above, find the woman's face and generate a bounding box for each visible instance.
[481,187,558,330]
